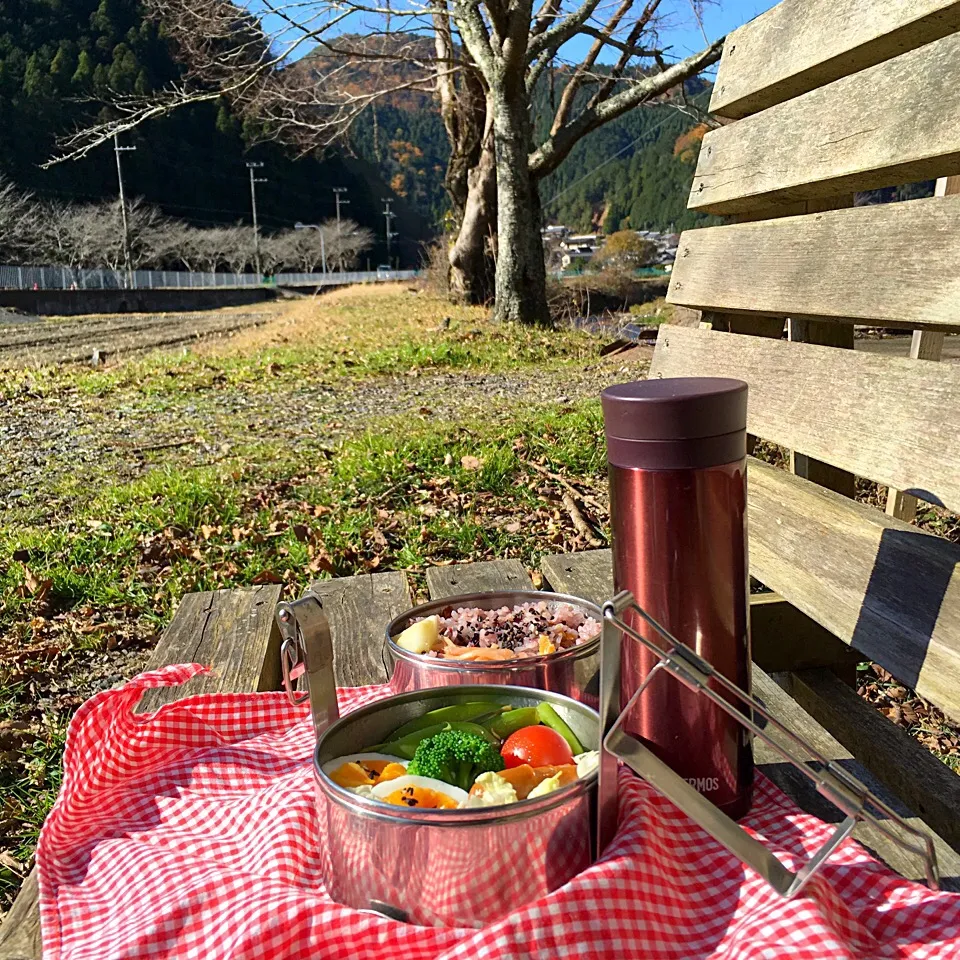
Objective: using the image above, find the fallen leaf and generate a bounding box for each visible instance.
[460,455,483,471]
[504,521,521,534]
[252,570,284,584]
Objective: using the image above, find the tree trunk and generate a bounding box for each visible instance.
[448,134,496,304]
[491,92,549,325]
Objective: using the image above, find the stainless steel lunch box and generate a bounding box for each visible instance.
[314,685,599,928]
[385,591,601,706]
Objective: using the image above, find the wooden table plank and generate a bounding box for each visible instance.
[0,585,284,959]
[138,586,282,713]
[425,559,532,599]
[540,549,612,606]
[310,572,410,687]
[753,669,960,889]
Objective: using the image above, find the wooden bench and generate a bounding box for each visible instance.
[662,0,960,873]
[4,554,960,957]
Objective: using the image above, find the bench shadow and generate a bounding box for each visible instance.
[848,527,958,691]
[757,758,960,893]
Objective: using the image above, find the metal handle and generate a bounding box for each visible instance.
[597,590,939,897]
[276,592,340,737]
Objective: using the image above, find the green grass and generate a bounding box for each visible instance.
[1,401,606,645]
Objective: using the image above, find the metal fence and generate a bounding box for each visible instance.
[0,264,419,291]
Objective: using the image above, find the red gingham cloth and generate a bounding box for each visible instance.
[36,663,960,959]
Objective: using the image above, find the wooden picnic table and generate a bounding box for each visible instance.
[2,552,958,958]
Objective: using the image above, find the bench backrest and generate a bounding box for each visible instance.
[661,0,960,722]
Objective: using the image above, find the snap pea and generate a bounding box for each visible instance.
[372,719,500,760]
[487,706,539,740]
[388,701,505,741]
[535,702,585,755]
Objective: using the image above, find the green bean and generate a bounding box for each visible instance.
[535,702,585,755]
[388,701,505,741]
[373,719,500,760]
[487,706,539,740]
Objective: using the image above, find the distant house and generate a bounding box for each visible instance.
[561,246,596,268]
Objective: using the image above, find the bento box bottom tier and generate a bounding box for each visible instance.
[314,686,599,928]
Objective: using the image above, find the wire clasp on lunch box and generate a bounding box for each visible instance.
[596,590,940,898]
[277,592,340,737]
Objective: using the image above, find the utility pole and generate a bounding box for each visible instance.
[332,187,349,271]
[114,134,136,288]
[383,199,397,268]
[246,161,266,277]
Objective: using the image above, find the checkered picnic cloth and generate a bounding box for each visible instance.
[36,663,960,959]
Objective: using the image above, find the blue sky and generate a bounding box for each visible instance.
[657,0,773,61]
[256,0,778,69]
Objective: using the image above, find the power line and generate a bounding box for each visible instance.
[542,96,711,211]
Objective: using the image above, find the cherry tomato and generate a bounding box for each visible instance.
[500,725,574,769]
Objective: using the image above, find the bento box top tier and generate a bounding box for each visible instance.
[601,377,747,470]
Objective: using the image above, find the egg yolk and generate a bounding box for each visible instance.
[329,760,407,789]
[380,785,459,809]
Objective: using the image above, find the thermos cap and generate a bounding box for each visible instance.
[602,377,748,470]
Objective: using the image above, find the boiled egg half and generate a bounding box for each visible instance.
[371,774,469,809]
[322,753,409,792]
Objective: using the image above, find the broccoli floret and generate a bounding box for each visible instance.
[407,729,505,791]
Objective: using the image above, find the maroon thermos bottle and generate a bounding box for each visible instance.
[601,377,753,819]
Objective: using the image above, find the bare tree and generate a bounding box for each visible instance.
[48,0,722,321]
[0,178,44,264]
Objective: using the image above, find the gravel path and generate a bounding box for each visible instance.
[0,365,630,511]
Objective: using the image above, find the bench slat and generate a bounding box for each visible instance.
[692,33,960,214]
[669,196,960,330]
[753,669,960,887]
[310,572,410,687]
[711,0,960,119]
[783,668,960,851]
[425,559,532,598]
[650,324,960,514]
[747,457,960,720]
[540,550,860,675]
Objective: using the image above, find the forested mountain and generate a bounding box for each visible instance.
[0,0,428,265]
[347,62,718,234]
[2,0,724,262]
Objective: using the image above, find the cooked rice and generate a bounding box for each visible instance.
[414,601,600,660]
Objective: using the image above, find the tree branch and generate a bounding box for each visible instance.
[529,36,724,178]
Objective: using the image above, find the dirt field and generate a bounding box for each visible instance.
[0,303,283,369]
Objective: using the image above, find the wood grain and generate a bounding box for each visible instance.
[668,196,960,330]
[783,668,960,852]
[137,586,282,713]
[0,870,40,960]
[650,324,960,515]
[692,33,960,214]
[425,559,532,598]
[710,0,960,119]
[310,572,410,687]
[746,457,960,720]
[0,586,284,958]
[540,550,859,676]
[885,173,956,520]
[753,669,960,887]
[787,318,856,499]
